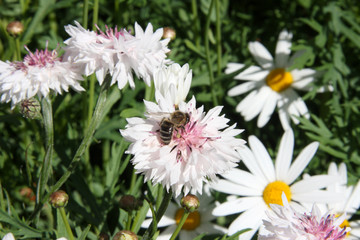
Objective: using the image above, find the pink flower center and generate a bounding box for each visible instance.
[299,213,348,240]
[96,25,127,40]
[172,120,213,162]
[12,45,60,71]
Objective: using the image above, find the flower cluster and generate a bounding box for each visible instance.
[210,130,344,240]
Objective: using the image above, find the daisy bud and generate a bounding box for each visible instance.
[6,21,24,37]
[20,98,42,120]
[163,27,176,41]
[113,230,138,240]
[98,232,110,240]
[50,190,69,208]
[119,195,142,212]
[181,194,200,213]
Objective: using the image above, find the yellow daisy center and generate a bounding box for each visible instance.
[266,68,293,92]
[175,208,201,231]
[263,181,292,207]
[336,214,350,237]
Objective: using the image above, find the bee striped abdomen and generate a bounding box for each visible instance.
[159,119,174,145]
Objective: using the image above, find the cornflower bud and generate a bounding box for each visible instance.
[20,98,42,120]
[98,232,110,240]
[181,194,200,213]
[6,21,24,37]
[113,230,138,240]
[50,190,69,208]
[162,27,176,41]
[119,195,142,212]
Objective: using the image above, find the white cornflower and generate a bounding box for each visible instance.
[141,186,227,239]
[0,45,84,108]
[120,93,245,197]
[154,63,192,107]
[210,130,342,240]
[259,192,349,240]
[303,163,360,239]
[226,29,326,130]
[63,21,170,89]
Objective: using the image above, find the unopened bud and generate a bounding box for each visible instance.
[50,190,69,208]
[113,230,138,240]
[20,98,42,120]
[181,194,199,213]
[19,187,36,202]
[163,27,176,41]
[119,195,142,212]
[99,232,110,240]
[7,21,24,37]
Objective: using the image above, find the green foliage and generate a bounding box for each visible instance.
[0,0,360,239]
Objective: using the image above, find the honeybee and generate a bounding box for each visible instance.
[159,110,190,145]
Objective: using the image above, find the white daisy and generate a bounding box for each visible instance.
[259,192,349,240]
[63,21,170,89]
[154,63,192,107]
[210,130,343,240]
[226,29,324,130]
[0,45,84,108]
[141,186,227,240]
[120,93,245,197]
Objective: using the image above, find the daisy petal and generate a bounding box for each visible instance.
[275,30,292,68]
[249,136,276,182]
[248,42,274,69]
[257,91,278,128]
[286,142,319,184]
[275,130,294,181]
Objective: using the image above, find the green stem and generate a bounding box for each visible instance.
[36,97,54,205]
[82,0,89,28]
[169,211,190,240]
[204,0,218,106]
[59,207,75,240]
[143,189,173,240]
[191,0,200,48]
[28,77,111,222]
[15,38,21,61]
[129,168,137,195]
[215,0,222,76]
[126,213,132,230]
[92,0,99,30]
[144,81,155,102]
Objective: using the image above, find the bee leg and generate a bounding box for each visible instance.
[170,145,177,153]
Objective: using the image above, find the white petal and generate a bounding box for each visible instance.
[241,87,270,121]
[257,91,278,128]
[225,63,245,74]
[291,175,339,193]
[228,81,259,96]
[275,30,292,68]
[275,130,294,181]
[285,142,319,184]
[232,65,269,81]
[212,197,262,216]
[249,136,276,182]
[210,179,262,196]
[228,205,266,237]
[248,42,274,69]
[2,233,15,240]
